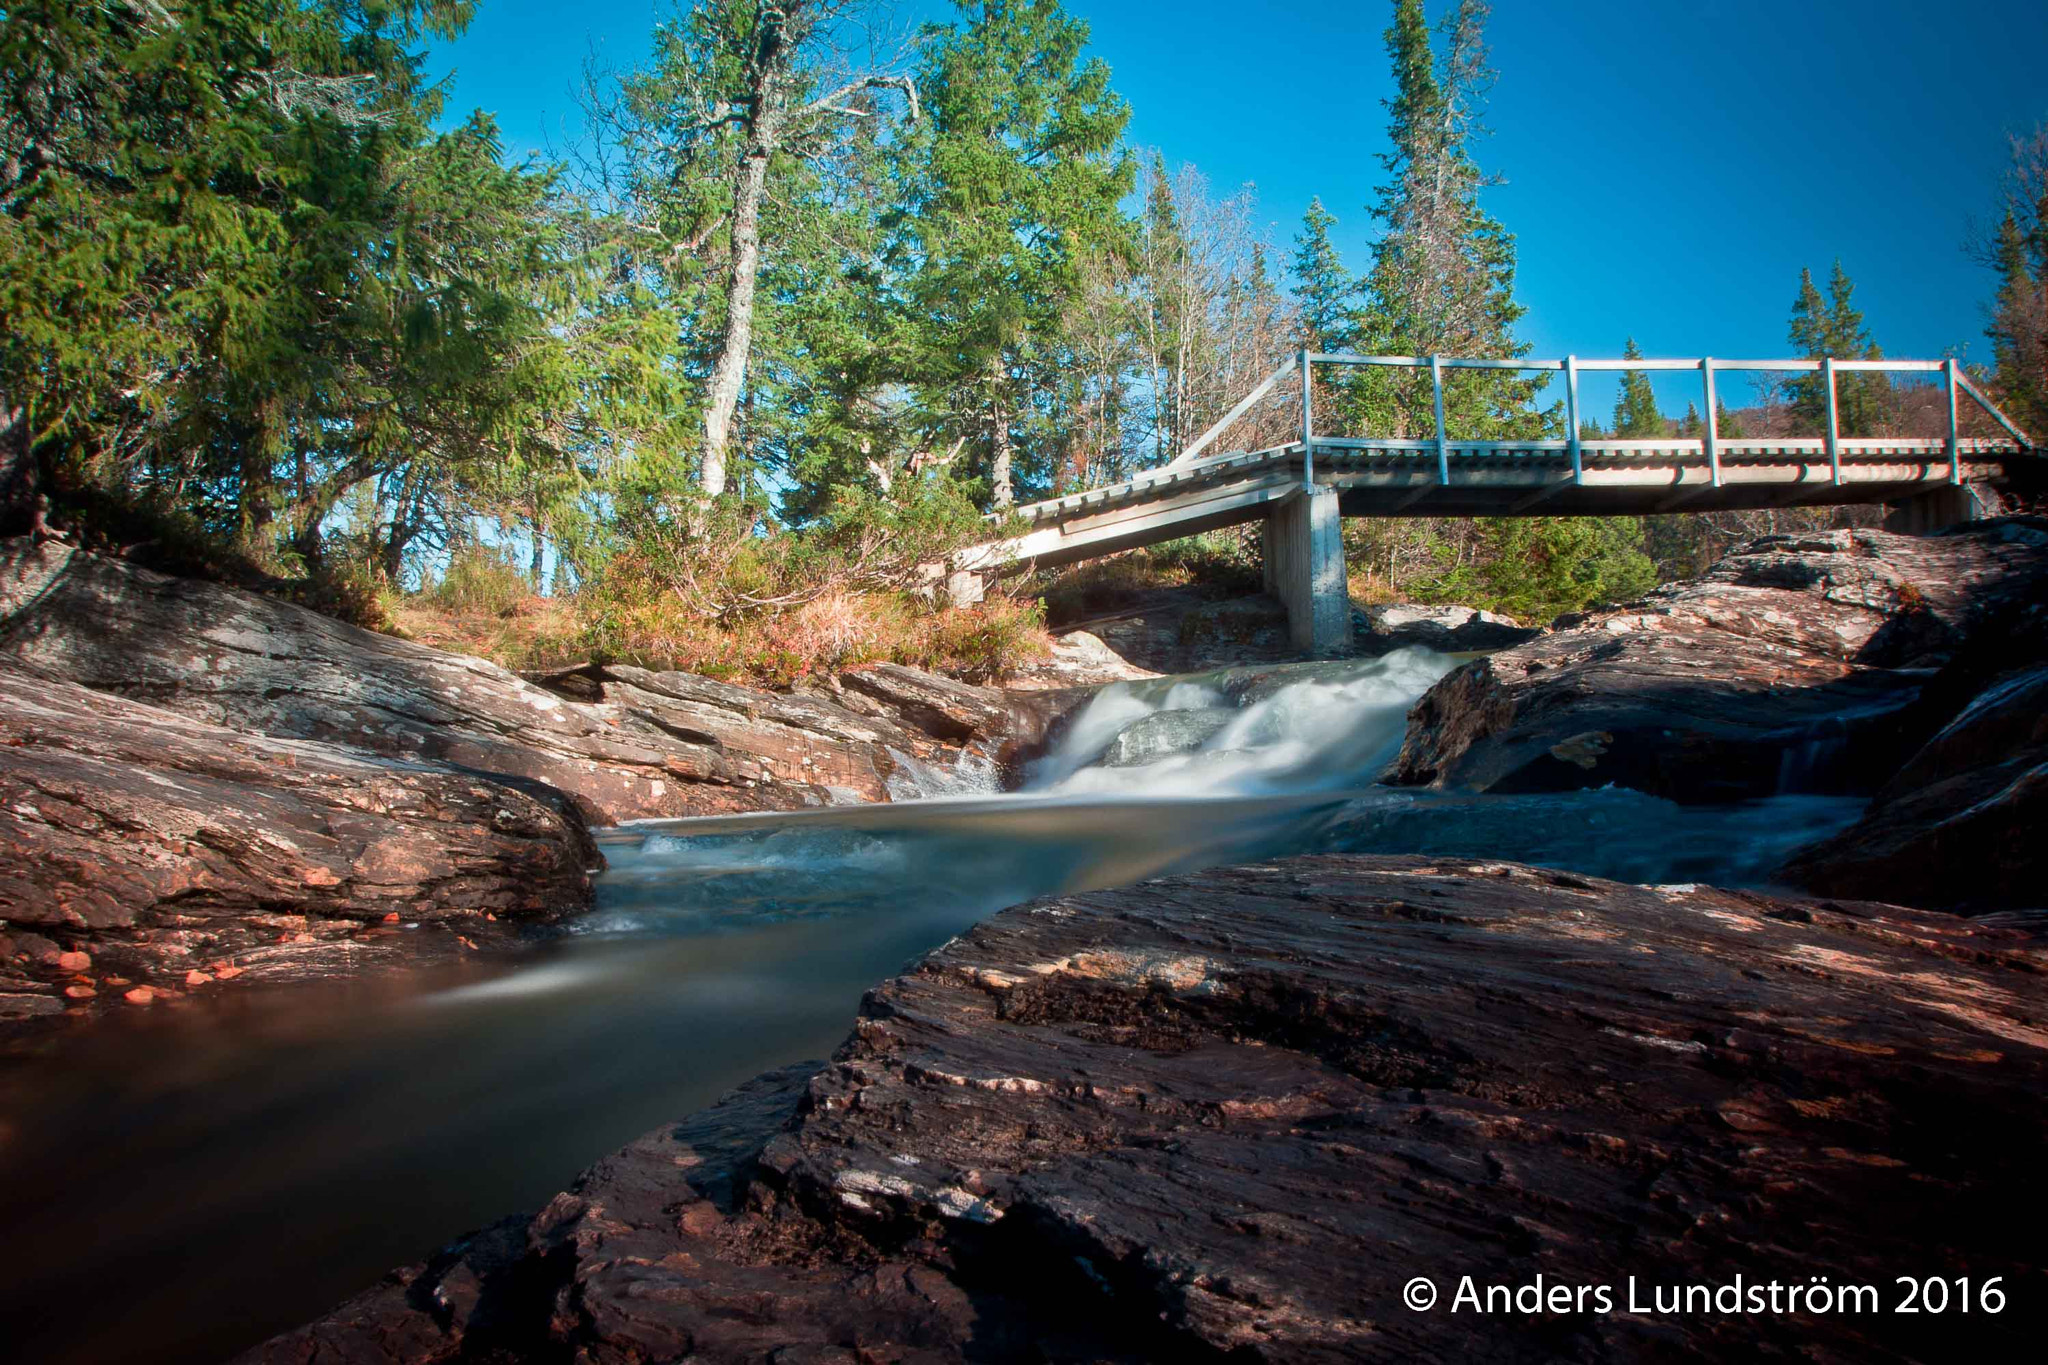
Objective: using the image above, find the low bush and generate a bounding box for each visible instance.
[427,545,533,617]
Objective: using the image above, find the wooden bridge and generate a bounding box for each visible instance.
[953,350,2037,653]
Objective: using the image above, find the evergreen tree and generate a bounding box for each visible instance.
[0,0,608,574]
[1986,203,2047,434]
[1291,197,1358,351]
[1359,0,1533,436]
[1783,259,1888,433]
[1678,402,1702,438]
[1611,338,1664,437]
[894,0,1134,507]
[1715,400,1745,439]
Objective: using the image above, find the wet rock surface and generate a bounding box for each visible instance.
[0,669,595,1026]
[1098,705,1235,766]
[1781,595,2048,911]
[254,854,2047,1364]
[1389,520,2048,806]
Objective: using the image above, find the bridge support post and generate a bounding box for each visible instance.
[1264,486,1350,655]
[1884,483,1994,536]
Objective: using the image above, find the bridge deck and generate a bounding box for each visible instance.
[973,436,2024,571]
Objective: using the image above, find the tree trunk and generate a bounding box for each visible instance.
[988,354,1015,508]
[0,399,38,536]
[530,509,547,592]
[701,132,776,502]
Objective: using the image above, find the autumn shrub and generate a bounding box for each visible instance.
[567,476,1047,686]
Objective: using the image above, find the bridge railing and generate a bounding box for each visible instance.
[1181,350,2033,495]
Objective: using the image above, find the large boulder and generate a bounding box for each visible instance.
[0,540,1044,821]
[0,669,594,1022]
[1389,520,2048,803]
[252,854,2046,1364]
[1781,604,2048,913]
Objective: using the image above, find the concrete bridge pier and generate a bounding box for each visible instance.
[1883,482,1995,536]
[1263,486,1351,655]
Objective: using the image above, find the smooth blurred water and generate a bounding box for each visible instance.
[0,649,1867,1364]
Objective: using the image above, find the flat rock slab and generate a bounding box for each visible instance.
[0,669,594,1025]
[256,855,2048,1364]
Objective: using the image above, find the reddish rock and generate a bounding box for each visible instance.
[252,855,2045,1364]
[0,669,593,1024]
[0,540,1048,823]
[1783,641,2048,911]
[1390,520,2048,803]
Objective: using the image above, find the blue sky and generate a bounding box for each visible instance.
[429,1,2048,413]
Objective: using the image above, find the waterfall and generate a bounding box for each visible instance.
[1021,649,1456,798]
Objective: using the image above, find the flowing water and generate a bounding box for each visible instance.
[0,650,1867,1364]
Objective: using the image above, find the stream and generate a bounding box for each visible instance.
[0,649,1867,1364]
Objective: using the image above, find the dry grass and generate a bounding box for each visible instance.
[388,594,587,673]
[393,585,1052,689]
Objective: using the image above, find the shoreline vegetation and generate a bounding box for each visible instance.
[6,1,2042,694]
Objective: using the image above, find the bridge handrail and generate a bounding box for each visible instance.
[1285,350,2035,494]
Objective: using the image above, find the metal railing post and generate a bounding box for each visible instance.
[1431,353,1449,485]
[1823,355,1842,485]
[1701,358,1722,487]
[1564,354,1582,485]
[1943,357,1962,485]
[1299,346,1314,488]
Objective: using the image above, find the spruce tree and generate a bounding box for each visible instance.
[894,0,1134,507]
[1611,338,1664,437]
[1987,210,2045,431]
[1783,259,1888,433]
[1292,197,1359,351]
[1360,0,1533,437]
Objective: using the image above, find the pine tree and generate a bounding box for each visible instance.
[1678,402,1702,438]
[1292,197,1358,351]
[1611,338,1664,437]
[1986,204,2046,433]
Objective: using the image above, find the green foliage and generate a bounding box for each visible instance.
[1410,517,1656,623]
[0,0,660,592]
[1611,338,1664,437]
[1354,0,1536,438]
[1783,260,1891,433]
[429,544,531,616]
[1983,126,2048,440]
[1292,198,1358,351]
[891,0,1136,507]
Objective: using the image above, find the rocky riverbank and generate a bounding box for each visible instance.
[252,853,2046,1364]
[237,515,2048,1364]
[0,538,1065,1026]
[1389,519,2047,910]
